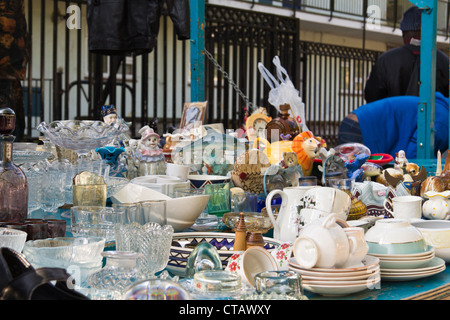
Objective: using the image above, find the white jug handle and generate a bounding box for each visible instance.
[265,189,287,236]
[383,198,394,215]
[347,234,357,255]
[321,213,337,229]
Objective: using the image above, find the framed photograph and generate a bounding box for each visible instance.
[180,101,208,130]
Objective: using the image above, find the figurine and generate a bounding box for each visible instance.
[345,153,369,182]
[291,130,320,176]
[101,105,118,125]
[101,104,130,148]
[133,126,166,176]
[394,150,408,169]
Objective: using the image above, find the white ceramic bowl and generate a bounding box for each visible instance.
[365,219,426,254]
[110,183,209,231]
[188,174,230,189]
[411,220,450,262]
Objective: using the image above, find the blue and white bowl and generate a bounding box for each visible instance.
[365,219,427,255]
[188,175,230,189]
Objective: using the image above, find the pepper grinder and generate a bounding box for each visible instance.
[233,212,247,251]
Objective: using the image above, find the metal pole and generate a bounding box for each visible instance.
[410,0,437,161]
[190,0,206,102]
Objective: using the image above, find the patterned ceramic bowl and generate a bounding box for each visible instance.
[167,232,283,276]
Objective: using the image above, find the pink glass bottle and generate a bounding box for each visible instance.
[0,107,28,222]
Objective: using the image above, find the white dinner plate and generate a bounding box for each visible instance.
[368,246,434,259]
[302,275,381,286]
[380,265,445,281]
[288,255,379,273]
[380,257,445,273]
[303,279,381,296]
[378,255,439,270]
[290,267,380,280]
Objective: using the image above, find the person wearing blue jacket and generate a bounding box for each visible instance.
[338,93,449,159]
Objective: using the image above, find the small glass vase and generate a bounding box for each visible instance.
[87,251,145,298]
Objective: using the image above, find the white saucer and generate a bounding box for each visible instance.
[380,266,445,281]
[380,257,445,273]
[377,255,435,270]
[302,278,381,296]
[288,255,379,273]
[289,265,380,279]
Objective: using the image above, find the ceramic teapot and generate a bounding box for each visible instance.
[422,191,450,220]
[265,186,319,242]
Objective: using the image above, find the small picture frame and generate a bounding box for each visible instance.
[180,101,207,130]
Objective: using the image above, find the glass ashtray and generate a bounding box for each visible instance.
[222,212,274,233]
[193,270,241,293]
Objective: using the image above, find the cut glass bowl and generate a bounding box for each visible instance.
[37,120,129,156]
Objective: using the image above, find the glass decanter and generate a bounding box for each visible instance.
[87,251,145,298]
[0,107,28,222]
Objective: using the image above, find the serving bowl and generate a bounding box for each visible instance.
[22,236,105,286]
[110,183,210,231]
[168,232,283,276]
[411,220,450,262]
[37,120,129,156]
[365,219,427,254]
[0,227,28,252]
[188,174,230,189]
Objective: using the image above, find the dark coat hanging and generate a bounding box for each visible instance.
[87,0,190,56]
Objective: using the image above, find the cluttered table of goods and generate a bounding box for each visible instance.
[2,109,450,301]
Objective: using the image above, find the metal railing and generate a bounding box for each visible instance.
[22,0,381,148]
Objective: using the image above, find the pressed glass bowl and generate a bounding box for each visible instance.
[222,212,274,233]
[22,237,105,286]
[22,236,106,264]
[115,222,174,277]
[37,120,129,156]
[0,227,28,252]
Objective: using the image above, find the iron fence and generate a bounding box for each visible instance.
[21,0,381,148]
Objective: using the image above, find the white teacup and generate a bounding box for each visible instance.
[303,187,351,220]
[226,247,279,287]
[166,163,190,182]
[384,195,423,221]
[294,214,350,269]
[343,227,369,268]
[299,208,330,226]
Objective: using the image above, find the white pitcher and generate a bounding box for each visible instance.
[265,186,319,242]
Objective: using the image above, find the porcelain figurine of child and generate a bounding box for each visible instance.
[133,126,166,176]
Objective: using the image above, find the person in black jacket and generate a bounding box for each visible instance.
[87,0,190,56]
[364,6,449,103]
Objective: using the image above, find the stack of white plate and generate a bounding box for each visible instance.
[288,255,381,297]
[367,246,446,281]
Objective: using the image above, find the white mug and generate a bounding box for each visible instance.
[302,187,351,220]
[166,162,190,182]
[383,196,423,221]
[343,227,369,268]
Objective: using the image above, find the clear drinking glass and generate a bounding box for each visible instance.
[231,192,258,212]
[39,170,67,214]
[71,206,124,244]
[112,203,141,224]
[139,200,167,225]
